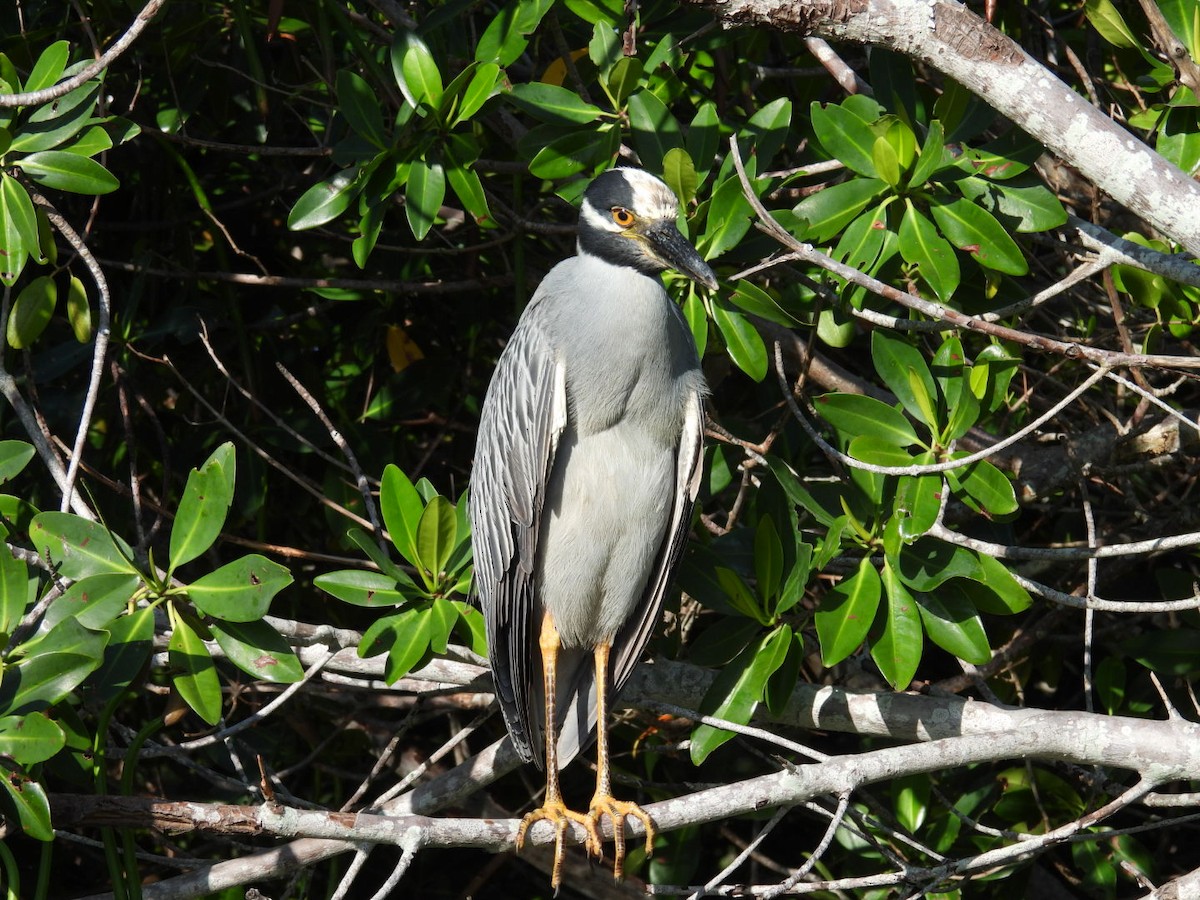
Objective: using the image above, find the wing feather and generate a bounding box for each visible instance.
[470,304,565,765]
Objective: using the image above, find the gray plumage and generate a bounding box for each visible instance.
[471,168,713,771]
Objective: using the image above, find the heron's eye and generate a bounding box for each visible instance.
[611,207,635,228]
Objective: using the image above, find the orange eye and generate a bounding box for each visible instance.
[611,207,635,227]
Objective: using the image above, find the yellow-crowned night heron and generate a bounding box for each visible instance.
[471,168,715,887]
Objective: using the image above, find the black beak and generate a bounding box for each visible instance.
[646,222,719,291]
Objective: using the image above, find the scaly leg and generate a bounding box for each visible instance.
[516,612,601,889]
[588,640,655,880]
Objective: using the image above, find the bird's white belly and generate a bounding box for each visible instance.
[537,422,674,648]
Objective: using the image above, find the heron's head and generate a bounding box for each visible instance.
[577,168,718,291]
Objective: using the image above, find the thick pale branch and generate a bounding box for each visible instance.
[684,0,1200,256]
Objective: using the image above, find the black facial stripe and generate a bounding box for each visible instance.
[582,169,637,214]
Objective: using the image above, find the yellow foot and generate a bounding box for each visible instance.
[588,794,655,880]
[517,800,602,889]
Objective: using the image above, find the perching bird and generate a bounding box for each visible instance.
[471,167,715,888]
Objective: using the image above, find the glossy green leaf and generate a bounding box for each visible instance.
[811,101,879,177]
[0,441,35,485]
[793,177,886,242]
[169,442,235,572]
[369,606,434,681]
[288,167,361,230]
[508,82,603,124]
[446,152,492,226]
[687,102,720,181]
[211,619,304,683]
[833,206,890,274]
[416,495,457,581]
[90,605,155,705]
[714,567,768,625]
[406,159,445,240]
[872,562,923,689]
[0,539,29,636]
[764,628,803,715]
[315,569,409,607]
[187,554,292,622]
[896,539,981,591]
[39,573,138,632]
[428,598,457,654]
[452,600,488,656]
[381,464,425,568]
[689,618,761,667]
[9,82,100,153]
[894,474,941,542]
[0,173,35,282]
[873,135,901,187]
[892,773,930,832]
[766,456,838,528]
[816,557,881,667]
[729,280,795,325]
[0,772,53,841]
[6,275,56,350]
[23,40,70,92]
[968,554,1032,613]
[929,196,1028,275]
[948,458,1018,517]
[691,625,791,764]
[712,299,767,381]
[908,119,949,189]
[0,713,65,766]
[336,69,386,146]
[899,202,960,302]
[815,393,920,447]
[529,125,619,179]
[743,97,792,169]
[0,649,100,716]
[17,150,118,194]
[391,31,443,112]
[609,57,648,110]
[65,274,91,342]
[628,89,684,173]
[1084,0,1141,48]
[60,124,113,158]
[29,512,137,578]
[475,0,554,66]
[169,614,221,725]
[662,147,698,207]
[916,583,991,664]
[992,181,1068,232]
[454,63,499,125]
[871,331,939,430]
[700,172,756,258]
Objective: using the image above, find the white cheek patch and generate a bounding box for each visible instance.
[581,199,624,233]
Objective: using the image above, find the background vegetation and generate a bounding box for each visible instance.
[3,0,1200,897]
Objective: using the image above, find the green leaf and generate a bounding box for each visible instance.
[811,101,879,177]
[316,569,410,607]
[529,125,619,179]
[406,159,445,240]
[0,772,53,841]
[0,713,65,766]
[66,274,91,342]
[169,442,235,572]
[689,618,761,667]
[712,299,767,381]
[687,102,720,181]
[793,178,887,242]
[29,512,137,579]
[929,196,1027,275]
[896,539,981,591]
[662,147,698,207]
[391,31,444,112]
[816,557,881,667]
[23,41,70,93]
[605,56,644,109]
[454,63,499,125]
[381,465,425,568]
[360,606,434,681]
[0,542,29,636]
[729,280,795,326]
[476,0,554,66]
[815,393,920,447]
[872,562,923,689]
[873,135,901,187]
[6,275,56,350]
[187,554,292,622]
[992,181,1068,233]
[508,82,603,124]
[169,614,221,725]
[908,119,949,189]
[968,554,1032,614]
[8,81,100,153]
[764,628,803,715]
[947,458,1018,517]
[90,605,154,705]
[916,583,991,664]
[428,598,457,654]
[899,201,960,301]
[38,573,139,632]
[714,567,769,625]
[0,173,36,283]
[416,495,457,582]
[871,331,939,430]
[627,89,683,172]
[336,70,386,146]
[892,773,930,833]
[691,626,791,764]
[700,171,756,257]
[753,515,783,604]
[894,474,941,542]
[0,440,36,484]
[0,649,100,715]
[16,150,118,194]
[743,97,792,169]
[766,456,837,528]
[211,619,304,683]
[1084,0,1142,48]
[288,167,361,230]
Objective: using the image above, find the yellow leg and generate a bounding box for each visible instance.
[515,612,601,889]
[588,640,655,880]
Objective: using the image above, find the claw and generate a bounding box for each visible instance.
[517,800,601,889]
[589,795,655,880]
